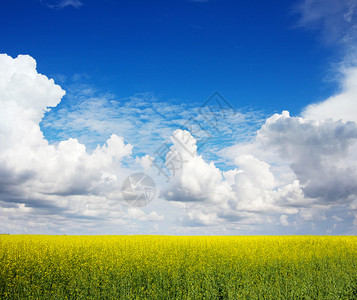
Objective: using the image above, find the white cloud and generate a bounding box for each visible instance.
[127,208,164,222]
[258,110,357,203]
[303,67,357,123]
[160,130,302,228]
[43,0,83,9]
[0,54,161,234]
[2,51,357,234]
[0,53,269,234]
[280,215,289,226]
[231,155,276,211]
[299,207,327,221]
[294,0,357,44]
[291,1,357,233]
[135,154,154,170]
[161,129,235,204]
[179,61,357,233]
[0,54,133,200]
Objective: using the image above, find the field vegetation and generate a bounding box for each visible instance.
[0,235,356,299]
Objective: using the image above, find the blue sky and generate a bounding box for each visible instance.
[1,0,336,114]
[1,0,357,235]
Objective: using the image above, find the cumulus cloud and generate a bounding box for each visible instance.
[0,54,133,199]
[230,155,276,211]
[161,129,235,204]
[160,65,357,232]
[0,53,270,234]
[160,130,302,228]
[135,154,154,170]
[2,50,357,234]
[258,110,357,203]
[0,54,160,233]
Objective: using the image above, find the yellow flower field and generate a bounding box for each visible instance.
[0,235,356,299]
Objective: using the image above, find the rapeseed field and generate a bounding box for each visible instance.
[0,235,356,299]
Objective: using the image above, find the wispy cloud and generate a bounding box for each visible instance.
[41,81,266,166]
[42,0,83,9]
[294,0,357,45]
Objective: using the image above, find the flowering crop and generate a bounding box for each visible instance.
[0,235,356,299]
